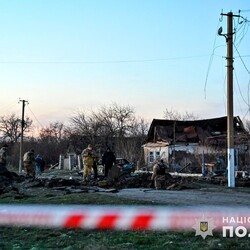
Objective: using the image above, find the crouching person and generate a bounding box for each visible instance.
[151,159,166,190]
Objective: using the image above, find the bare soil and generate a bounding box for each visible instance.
[1,169,250,208]
[103,187,250,207]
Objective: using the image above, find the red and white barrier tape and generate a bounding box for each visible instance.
[0,205,249,230]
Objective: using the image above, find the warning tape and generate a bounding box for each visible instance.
[0,205,249,230]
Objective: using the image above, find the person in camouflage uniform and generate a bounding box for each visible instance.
[151,159,166,190]
[81,144,97,181]
[0,144,8,173]
[23,149,35,177]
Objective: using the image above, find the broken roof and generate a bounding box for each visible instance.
[146,116,248,145]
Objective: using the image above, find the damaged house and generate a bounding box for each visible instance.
[143,116,249,174]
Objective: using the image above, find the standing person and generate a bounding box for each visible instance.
[92,158,98,179]
[0,144,8,173]
[151,159,166,189]
[102,147,116,177]
[81,144,96,181]
[40,157,45,173]
[23,149,35,177]
[35,154,43,175]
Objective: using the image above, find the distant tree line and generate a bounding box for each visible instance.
[2,104,248,171]
[0,103,149,170]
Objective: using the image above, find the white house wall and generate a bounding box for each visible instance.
[143,144,168,166]
[143,142,219,166]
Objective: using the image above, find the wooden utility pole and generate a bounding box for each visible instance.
[226,12,235,188]
[19,99,28,174]
[220,12,241,187]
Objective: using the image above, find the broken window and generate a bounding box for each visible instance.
[149,152,154,163]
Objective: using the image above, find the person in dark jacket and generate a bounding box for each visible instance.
[35,154,43,175]
[92,159,98,179]
[102,147,116,177]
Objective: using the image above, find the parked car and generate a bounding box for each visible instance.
[97,157,135,175]
[116,158,135,173]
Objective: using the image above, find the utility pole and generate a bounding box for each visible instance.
[219,12,241,188]
[19,99,28,174]
[173,120,176,171]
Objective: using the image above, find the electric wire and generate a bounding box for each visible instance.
[0,101,19,114]
[234,70,250,122]
[235,55,250,58]
[235,85,245,119]
[239,9,250,13]
[233,16,250,121]
[234,70,249,106]
[234,44,250,75]
[0,54,210,65]
[204,19,223,99]
[27,105,44,128]
[234,19,249,47]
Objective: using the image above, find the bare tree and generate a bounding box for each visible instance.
[39,121,65,143]
[0,113,32,143]
[69,103,136,142]
[95,103,135,137]
[68,104,146,162]
[38,122,68,165]
[127,117,149,137]
[164,108,199,121]
[70,112,101,136]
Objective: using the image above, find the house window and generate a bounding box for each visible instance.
[155,151,160,160]
[149,152,154,163]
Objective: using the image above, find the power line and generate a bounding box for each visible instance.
[204,19,224,99]
[0,101,19,114]
[235,55,250,58]
[234,44,250,75]
[0,54,210,65]
[234,70,249,107]
[239,9,250,13]
[27,105,44,128]
[234,17,249,47]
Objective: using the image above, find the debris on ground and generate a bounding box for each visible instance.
[1,167,250,199]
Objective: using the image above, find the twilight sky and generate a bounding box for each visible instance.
[0,0,250,129]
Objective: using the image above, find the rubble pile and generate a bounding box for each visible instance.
[207,175,250,187]
[1,168,250,199]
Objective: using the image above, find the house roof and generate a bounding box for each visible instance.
[146,116,248,145]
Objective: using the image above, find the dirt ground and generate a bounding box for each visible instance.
[2,169,250,208]
[61,169,250,207]
[102,187,250,207]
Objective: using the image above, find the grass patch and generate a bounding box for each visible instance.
[0,192,157,205]
[0,228,249,250]
[0,193,249,249]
